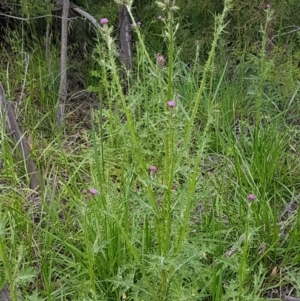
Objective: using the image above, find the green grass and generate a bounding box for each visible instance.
[1,1,300,300]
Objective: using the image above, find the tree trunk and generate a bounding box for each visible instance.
[55,0,70,129]
[118,5,133,70]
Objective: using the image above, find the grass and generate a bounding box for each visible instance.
[1,1,300,300]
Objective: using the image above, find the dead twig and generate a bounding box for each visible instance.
[55,0,69,128]
[0,82,40,191]
[271,26,300,41]
[72,5,100,30]
[282,296,300,301]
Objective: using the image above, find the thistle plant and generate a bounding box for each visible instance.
[2,0,299,300]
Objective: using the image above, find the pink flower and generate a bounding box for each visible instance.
[131,21,142,28]
[266,3,270,9]
[247,194,256,202]
[158,15,162,20]
[167,100,176,108]
[156,53,165,69]
[100,18,109,25]
[89,188,99,195]
[150,165,158,175]
[157,54,164,62]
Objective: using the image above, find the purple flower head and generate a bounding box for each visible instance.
[156,53,165,69]
[266,3,270,9]
[158,15,162,20]
[132,21,141,28]
[99,18,109,25]
[247,194,256,202]
[89,188,99,195]
[157,54,164,62]
[149,165,158,175]
[167,100,176,108]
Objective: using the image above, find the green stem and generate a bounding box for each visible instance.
[167,13,174,101]
[0,238,18,301]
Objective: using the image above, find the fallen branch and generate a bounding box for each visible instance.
[271,26,300,41]
[0,82,40,191]
[72,5,100,30]
[282,296,300,301]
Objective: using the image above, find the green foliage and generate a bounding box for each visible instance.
[1,0,300,300]
[20,0,46,17]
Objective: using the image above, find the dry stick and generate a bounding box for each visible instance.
[118,5,133,95]
[55,0,69,128]
[45,21,51,74]
[272,26,300,41]
[71,5,100,30]
[45,0,52,75]
[118,5,133,70]
[0,83,40,191]
[282,296,300,301]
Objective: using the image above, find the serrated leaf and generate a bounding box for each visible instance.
[16,267,37,286]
